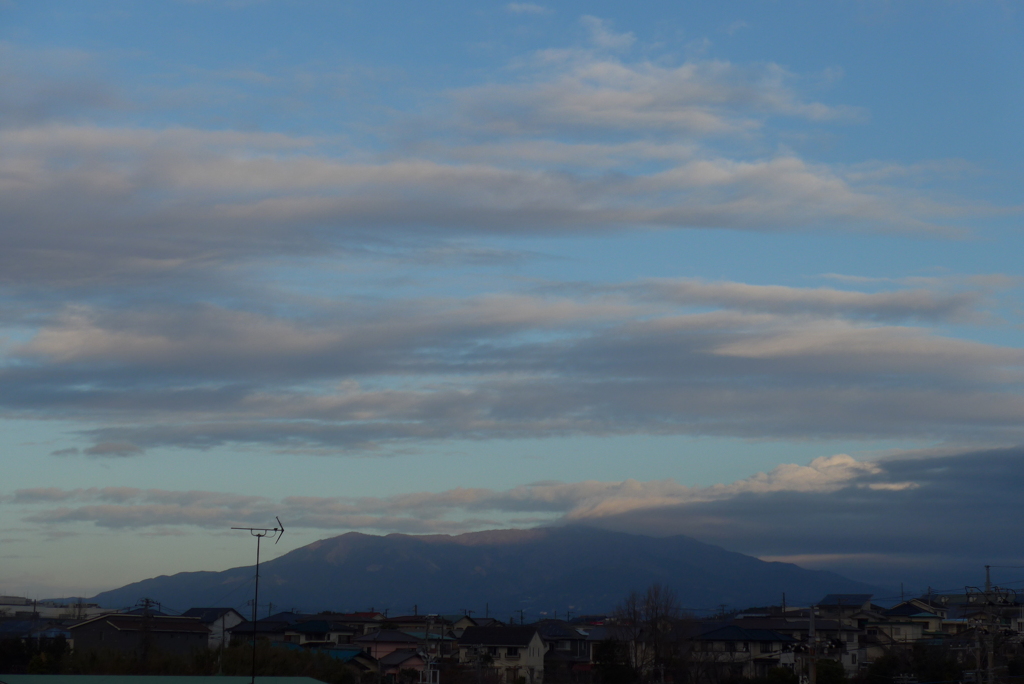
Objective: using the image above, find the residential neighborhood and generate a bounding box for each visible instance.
[3,587,1024,684]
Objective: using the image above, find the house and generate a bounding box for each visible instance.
[863,617,926,646]
[534,620,591,682]
[379,648,427,681]
[691,626,797,680]
[329,611,386,635]
[355,629,422,660]
[816,595,873,625]
[459,625,546,684]
[283,619,359,647]
[228,612,306,645]
[882,604,943,635]
[401,629,458,659]
[440,614,478,637]
[68,614,209,656]
[180,607,246,649]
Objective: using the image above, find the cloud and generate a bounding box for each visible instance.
[0,124,957,292]
[83,441,144,457]
[629,278,985,322]
[451,59,856,138]
[11,454,879,531]
[581,16,636,51]
[586,447,1024,588]
[0,42,120,128]
[725,21,750,36]
[506,3,550,15]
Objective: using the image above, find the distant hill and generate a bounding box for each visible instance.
[90,526,878,617]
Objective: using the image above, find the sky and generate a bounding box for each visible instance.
[1,0,1023,605]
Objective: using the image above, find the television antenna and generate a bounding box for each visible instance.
[232,516,284,684]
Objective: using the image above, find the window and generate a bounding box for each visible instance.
[488,647,499,657]
[507,647,519,657]
[894,627,901,636]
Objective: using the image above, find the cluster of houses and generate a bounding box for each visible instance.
[2,591,1022,683]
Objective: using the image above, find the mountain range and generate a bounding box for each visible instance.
[90,526,878,618]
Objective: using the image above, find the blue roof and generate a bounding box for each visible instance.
[276,642,368,663]
[0,621,37,635]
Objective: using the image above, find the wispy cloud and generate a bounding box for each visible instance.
[7,452,886,530]
[506,3,550,16]
[581,16,635,51]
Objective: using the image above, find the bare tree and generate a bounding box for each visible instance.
[611,583,682,682]
[644,583,681,683]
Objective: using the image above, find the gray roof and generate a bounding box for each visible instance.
[354,629,420,644]
[379,648,424,666]
[460,626,538,647]
[180,607,242,623]
[69,615,209,634]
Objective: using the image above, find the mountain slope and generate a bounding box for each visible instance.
[91,526,877,616]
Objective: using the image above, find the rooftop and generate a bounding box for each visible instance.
[460,626,539,647]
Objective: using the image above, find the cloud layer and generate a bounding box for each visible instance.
[0,31,978,290]
[4,274,1021,455]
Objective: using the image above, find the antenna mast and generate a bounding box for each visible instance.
[232,516,284,684]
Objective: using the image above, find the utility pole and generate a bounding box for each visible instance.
[966,566,1016,684]
[809,603,817,684]
[232,517,285,684]
[137,597,157,671]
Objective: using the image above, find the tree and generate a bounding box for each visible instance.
[815,659,846,684]
[612,582,682,682]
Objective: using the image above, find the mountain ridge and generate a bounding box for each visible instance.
[90,525,879,615]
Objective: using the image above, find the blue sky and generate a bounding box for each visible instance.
[1,0,1023,605]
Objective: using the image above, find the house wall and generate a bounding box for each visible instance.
[459,634,546,684]
[208,611,245,649]
[72,624,208,656]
